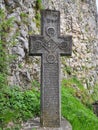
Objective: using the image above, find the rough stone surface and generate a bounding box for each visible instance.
[0,0,97,88]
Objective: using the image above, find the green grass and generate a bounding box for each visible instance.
[0,78,98,130]
[0,87,40,128]
[61,80,98,130]
[61,77,94,107]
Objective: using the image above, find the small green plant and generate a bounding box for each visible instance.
[34,0,42,28]
[20,12,28,24]
[36,0,42,10]
[32,128,37,130]
[91,83,98,102]
[64,65,72,75]
[20,12,28,18]
[32,80,40,88]
[61,58,72,75]
[35,12,41,28]
[18,63,23,69]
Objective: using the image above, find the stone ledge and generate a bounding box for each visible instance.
[21,118,72,130]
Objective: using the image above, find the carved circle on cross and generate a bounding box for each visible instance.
[35,40,42,50]
[46,54,56,63]
[59,41,67,50]
[46,27,56,37]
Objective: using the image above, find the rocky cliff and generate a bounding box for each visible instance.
[0,0,98,88]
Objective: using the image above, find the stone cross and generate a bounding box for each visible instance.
[29,10,72,128]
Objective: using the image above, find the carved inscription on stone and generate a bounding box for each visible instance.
[43,63,60,127]
[29,9,72,127]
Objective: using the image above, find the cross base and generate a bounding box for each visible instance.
[21,118,72,130]
[38,119,72,130]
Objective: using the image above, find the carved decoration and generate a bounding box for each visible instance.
[59,41,67,50]
[34,40,42,50]
[44,39,57,51]
[46,54,56,63]
[46,27,56,37]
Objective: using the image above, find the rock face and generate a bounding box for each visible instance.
[0,0,98,88]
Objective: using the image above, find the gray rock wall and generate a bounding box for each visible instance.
[0,0,98,88]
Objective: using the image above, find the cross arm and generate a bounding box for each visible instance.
[29,35,44,56]
[58,35,72,56]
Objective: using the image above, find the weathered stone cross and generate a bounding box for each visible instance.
[29,10,72,127]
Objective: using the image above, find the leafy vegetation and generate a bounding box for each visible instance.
[61,78,98,130]
[0,86,40,129]
[0,8,18,96]
[0,9,18,86]
[1,77,98,129]
[0,9,14,78]
[34,0,42,28]
[36,0,42,10]
[20,12,28,24]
